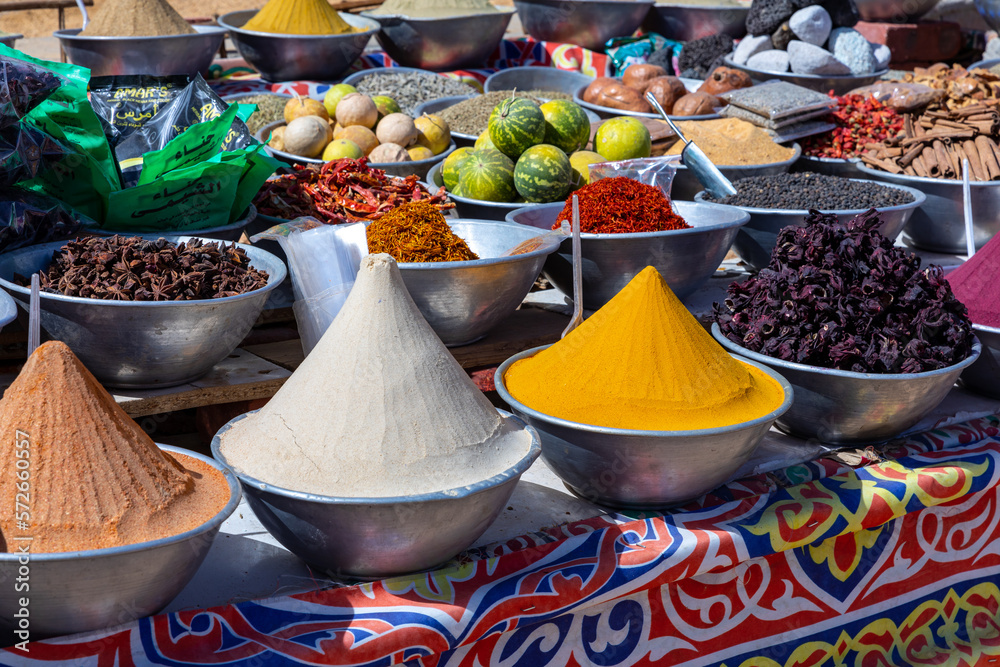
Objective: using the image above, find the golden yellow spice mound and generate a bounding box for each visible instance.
[665,118,795,166]
[504,266,785,430]
[0,342,229,553]
[243,0,359,35]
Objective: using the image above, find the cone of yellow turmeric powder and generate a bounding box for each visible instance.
[243,0,360,34]
[495,265,792,508]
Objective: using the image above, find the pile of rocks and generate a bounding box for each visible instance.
[733,0,891,76]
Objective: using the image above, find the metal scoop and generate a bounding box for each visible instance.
[561,195,584,339]
[645,92,737,200]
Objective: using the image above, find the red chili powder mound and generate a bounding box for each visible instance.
[553,177,690,234]
[0,341,230,554]
[946,234,1000,328]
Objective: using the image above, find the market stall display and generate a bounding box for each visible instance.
[798,91,904,175]
[496,266,792,507]
[0,341,240,637]
[343,68,479,117]
[484,66,595,96]
[214,254,540,577]
[574,67,728,120]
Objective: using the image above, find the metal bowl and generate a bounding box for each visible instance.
[0,444,240,640]
[53,26,226,77]
[961,324,1000,398]
[496,346,793,508]
[506,199,749,309]
[643,3,749,41]
[693,179,927,271]
[970,58,1000,71]
[0,289,16,333]
[856,0,939,21]
[856,163,1000,254]
[513,0,655,52]
[360,9,514,71]
[428,162,526,221]
[412,95,479,147]
[0,33,22,48]
[671,143,802,201]
[485,66,595,96]
[211,409,540,578]
[713,324,981,444]
[93,204,257,243]
[0,237,287,389]
[257,120,455,181]
[398,219,560,346]
[723,56,890,96]
[574,81,719,121]
[218,10,379,83]
[792,155,864,178]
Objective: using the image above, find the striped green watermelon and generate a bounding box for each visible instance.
[540,100,591,154]
[513,144,573,203]
[441,146,475,190]
[488,97,545,160]
[459,148,516,202]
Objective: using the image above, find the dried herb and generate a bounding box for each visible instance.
[253,157,454,224]
[552,177,690,234]
[0,57,61,127]
[27,235,269,301]
[366,201,478,263]
[714,210,973,374]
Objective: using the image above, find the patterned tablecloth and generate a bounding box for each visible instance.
[5,412,999,665]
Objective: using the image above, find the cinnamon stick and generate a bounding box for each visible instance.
[899,143,924,167]
[963,139,987,181]
[912,154,930,178]
[861,155,903,174]
[933,140,953,178]
[976,135,1000,180]
[921,145,942,178]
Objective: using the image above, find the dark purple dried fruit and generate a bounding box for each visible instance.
[713,209,973,374]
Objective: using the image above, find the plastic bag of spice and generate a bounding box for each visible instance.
[88,75,193,147]
[0,50,68,129]
[0,186,92,254]
[588,156,682,205]
[846,82,945,113]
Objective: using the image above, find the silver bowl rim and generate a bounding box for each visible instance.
[506,198,750,239]
[258,119,457,169]
[712,323,983,380]
[969,59,1000,71]
[342,66,479,88]
[427,162,526,210]
[0,235,287,308]
[573,82,720,121]
[692,177,927,215]
[217,9,380,39]
[496,344,794,437]
[0,288,16,329]
[0,443,241,562]
[395,218,562,269]
[856,162,1000,187]
[0,33,24,40]
[99,203,258,237]
[359,6,517,21]
[54,25,225,40]
[675,142,802,171]
[484,65,595,94]
[722,55,890,81]
[798,154,862,165]
[973,323,1000,336]
[210,408,542,504]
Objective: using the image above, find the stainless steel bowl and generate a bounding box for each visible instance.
[856,163,1000,254]
[0,445,240,640]
[960,324,1000,398]
[713,324,981,444]
[93,205,257,243]
[506,199,749,309]
[694,179,927,271]
[53,26,226,77]
[574,81,719,121]
[0,237,287,388]
[970,58,1000,71]
[211,410,540,579]
[513,0,655,52]
[792,155,864,178]
[398,219,560,346]
[485,66,595,96]
[257,120,455,181]
[428,162,526,221]
[0,33,22,48]
[856,0,939,21]
[643,3,749,41]
[671,143,802,201]
[360,10,514,71]
[723,56,890,96]
[413,95,479,147]
[496,346,793,508]
[218,10,378,83]
[0,289,16,333]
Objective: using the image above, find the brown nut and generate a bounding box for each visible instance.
[672,92,720,116]
[586,79,652,112]
[643,76,688,114]
[622,64,668,91]
[582,77,621,104]
[698,67,753,96]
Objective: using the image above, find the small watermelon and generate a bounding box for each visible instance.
[513,144,573,203]
[475,130,497,151]
[459,148,516,202]
[441,146,475,191]
[540,100,591,154]
[488,96,545,160]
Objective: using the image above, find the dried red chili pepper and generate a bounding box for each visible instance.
[802,93,904,159]
[552,177,690,234]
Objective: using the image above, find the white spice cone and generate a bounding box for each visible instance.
[220,254,531,497]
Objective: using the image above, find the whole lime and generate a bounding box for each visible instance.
[594,117,651,162]
[371,95,401,119]
[569,150,605,188]
[322,138,364,162]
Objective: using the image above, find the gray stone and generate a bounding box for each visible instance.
[789,5,832,46]
[871,42,891,70]
[985,35,1000,60]
[747,49,791,73]
[828,27,876,75]
[786,40,851,75]
[733,33,773,65]
[772,22,794,50]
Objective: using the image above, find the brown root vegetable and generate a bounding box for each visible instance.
[672,92,720,117]
[582,77,621,104]
[643,76,687,114]
[583,79,651,113]
[698,67,753,96]
[622,64,668,91]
